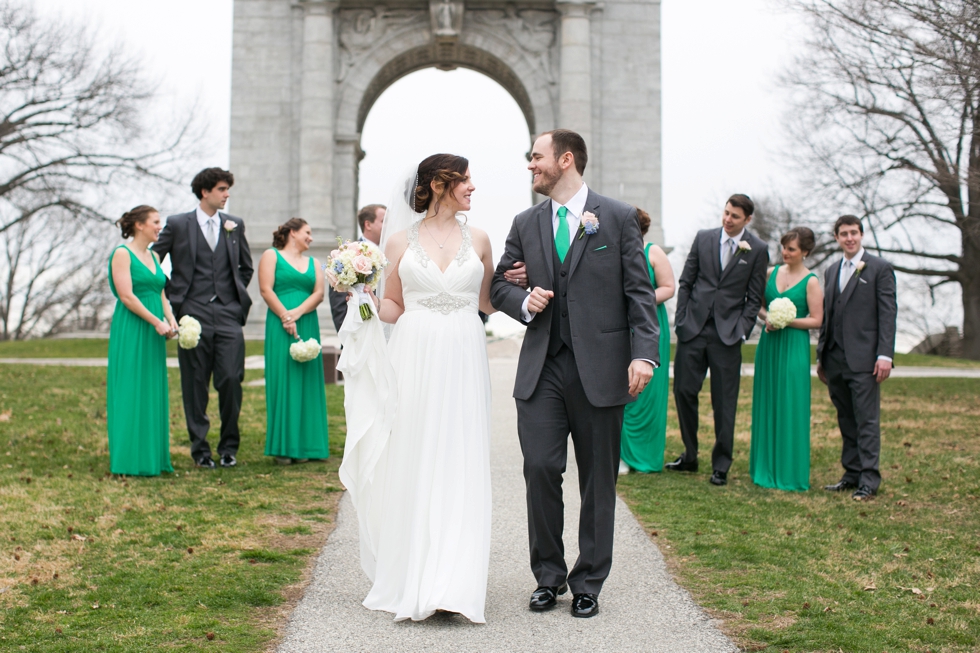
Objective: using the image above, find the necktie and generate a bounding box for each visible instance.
[840,260,853,291]
[721,237,734,270]
[206,217,218,251]
[555,206,570,263]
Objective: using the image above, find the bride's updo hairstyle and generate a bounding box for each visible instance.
[116,205,158,239]
[413,153,469,213]
[272,218,308,249]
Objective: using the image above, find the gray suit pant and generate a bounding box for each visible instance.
[516,346,624,596]
[176,300,245,462]
[824,344,881,490]
[673,319,742,473]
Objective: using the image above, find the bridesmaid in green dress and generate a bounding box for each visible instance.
[620,208,675,474]
[750,227,825,491]
[258,218,329,464]
[107,206,178,476]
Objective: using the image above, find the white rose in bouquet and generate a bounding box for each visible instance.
[767,297,797,330]
[177,315,202,349]
[289,337,321,363]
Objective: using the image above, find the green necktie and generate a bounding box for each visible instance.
[555,206,570,263]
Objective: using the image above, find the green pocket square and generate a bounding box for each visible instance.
[593,245,608,251]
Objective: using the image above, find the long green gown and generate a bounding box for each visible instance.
[107,246,173,476]
[264,250,329,459]
[620,243,671,473]
[750,266,816,491]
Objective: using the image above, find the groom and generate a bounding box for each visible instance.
[492,129,660,618]
[153,167,253,469]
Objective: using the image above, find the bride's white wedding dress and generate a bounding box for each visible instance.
[339,219,492,623]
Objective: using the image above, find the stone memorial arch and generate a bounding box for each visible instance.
[230,0,661,329]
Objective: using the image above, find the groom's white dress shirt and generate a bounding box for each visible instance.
[720,227,745,269]
[836,247,891,363]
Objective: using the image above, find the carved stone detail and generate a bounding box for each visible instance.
[337,8,427,81]
[468,8,559,83]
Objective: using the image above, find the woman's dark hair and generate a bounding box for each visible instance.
[833,214,863,235]
[413,154,469,213]
[634,206,651,236]
[726,193,755,218]
[780,226,816,257]
[272,218,308,249]
[116,205,158,239]
[191,167,235,200]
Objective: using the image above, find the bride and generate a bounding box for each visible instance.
[338,154,496,623]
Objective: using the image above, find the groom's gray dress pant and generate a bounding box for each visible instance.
[516,346,624,596]
[824,343,881,490]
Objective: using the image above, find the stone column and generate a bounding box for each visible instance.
[556,0,595,146]
[298,1,336,238]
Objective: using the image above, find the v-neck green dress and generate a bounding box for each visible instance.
[750,265,815,491]
[620,243,671,473]
[264,250,329,459]
[107,246,173,476]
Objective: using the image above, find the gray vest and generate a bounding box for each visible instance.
[188,221,237,306]
[548,240,575,356]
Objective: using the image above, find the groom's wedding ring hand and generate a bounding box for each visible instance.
[628,360,654,397]
[526,287,553,313]
[504,261,529,288]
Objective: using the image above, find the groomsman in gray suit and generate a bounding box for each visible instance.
[492,129,659,618]
[153,168,253,469]
[817,215,897,500]
[667,195,769,485]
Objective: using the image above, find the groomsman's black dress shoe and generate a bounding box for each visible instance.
[571,593,599,618]
[665,456,698,472]
[852,485,877,500]
[529,583,567,611]
[196,456,215,469]
[709,470,727,486]
[823,480,858,492]
[220,454,237,468]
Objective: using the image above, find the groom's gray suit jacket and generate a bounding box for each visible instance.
[817,253,897,373]
[491,190,660,407]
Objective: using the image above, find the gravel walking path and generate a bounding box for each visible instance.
[274,357,737,653]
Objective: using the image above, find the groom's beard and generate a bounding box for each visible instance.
[532,167,561,196]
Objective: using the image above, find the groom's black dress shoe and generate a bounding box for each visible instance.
[665,456,698,472]
[529,583,568,611]
[195,456,215,469]
[220,454,237,468]
[824,480,858,492]
[852,485,877,500]
[709,470,727,486]
[571,593,599,618]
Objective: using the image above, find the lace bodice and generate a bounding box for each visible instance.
[399,220,482,316]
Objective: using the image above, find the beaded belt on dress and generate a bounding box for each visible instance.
[417,292,470,315]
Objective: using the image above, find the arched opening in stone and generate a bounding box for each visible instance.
[358,67,533,336]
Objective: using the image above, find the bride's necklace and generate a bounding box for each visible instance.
[423,218,457,249]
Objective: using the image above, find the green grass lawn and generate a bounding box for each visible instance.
[0,339,265,358]
[0,365,343,652]
[618,377,980,652]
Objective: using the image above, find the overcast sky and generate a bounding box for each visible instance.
[34,0,805,336]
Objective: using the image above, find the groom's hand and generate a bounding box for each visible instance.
[628,360,654,397]
[503,261,528,288]
[526,287,553,313]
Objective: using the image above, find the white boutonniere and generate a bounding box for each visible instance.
[578,211,599,240]
[224,220,236,233]
[735,240,752,256]
[854,260,867,277]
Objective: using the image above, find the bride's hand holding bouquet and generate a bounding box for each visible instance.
[324,239,387,320]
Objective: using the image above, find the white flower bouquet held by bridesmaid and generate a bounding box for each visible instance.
[324,239,388,320]
[767,297,798,330]
[177,315,202,349]
[289,337,321,362]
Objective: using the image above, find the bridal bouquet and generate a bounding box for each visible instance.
[177,315,202,349]
[325,239,387,321]
[767,297,797,330]
[290,337,321,363]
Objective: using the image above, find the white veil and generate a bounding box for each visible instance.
[378,163,425,302]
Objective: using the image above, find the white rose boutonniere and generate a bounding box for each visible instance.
[578,211,599,240]
[854,260,867,278]
[224,220,236,234]
[735,240,752,256]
